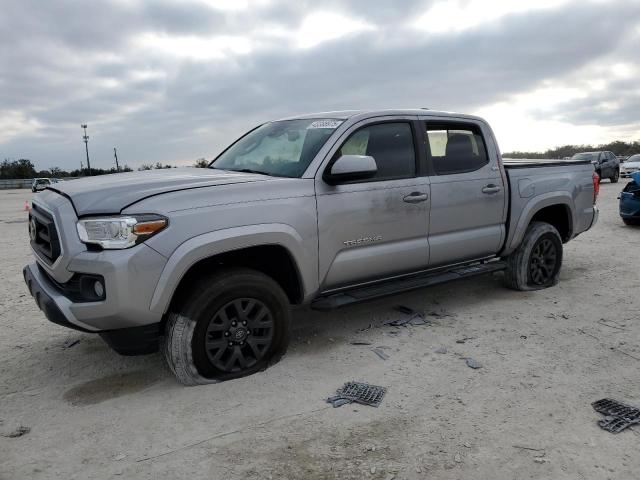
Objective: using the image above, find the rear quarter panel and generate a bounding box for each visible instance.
[502,163,596,256]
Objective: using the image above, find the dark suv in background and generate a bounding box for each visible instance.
[571,151,619,183]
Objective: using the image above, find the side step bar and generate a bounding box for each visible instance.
[311,261,506,311]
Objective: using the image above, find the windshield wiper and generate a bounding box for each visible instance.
[233,168,271,176]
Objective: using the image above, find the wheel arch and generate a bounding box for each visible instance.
[503,194,574,255]
[150,225,315,317]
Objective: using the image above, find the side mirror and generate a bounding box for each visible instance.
[324,155,377,185]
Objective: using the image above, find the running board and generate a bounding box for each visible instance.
[311,261,506,311]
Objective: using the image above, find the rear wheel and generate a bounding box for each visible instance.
[611,169,619,183]
[504,221,563,291]
[163,268,291,385]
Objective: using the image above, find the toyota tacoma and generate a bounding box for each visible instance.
[24,109,599,385]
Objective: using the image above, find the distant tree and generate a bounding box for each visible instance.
[0,158,37,178]
[138,164,153,171]
[194,158,209,168]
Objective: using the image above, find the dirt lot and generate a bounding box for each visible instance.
[1,181,638,480]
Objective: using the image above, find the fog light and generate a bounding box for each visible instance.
[93,280,104,298]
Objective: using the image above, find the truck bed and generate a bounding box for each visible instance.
[503,158,592,168]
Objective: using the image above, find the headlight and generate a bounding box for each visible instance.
[76,214,167,249]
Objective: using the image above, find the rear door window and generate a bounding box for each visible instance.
[425,123,488,175]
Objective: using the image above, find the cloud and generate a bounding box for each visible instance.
[1,0,639,170]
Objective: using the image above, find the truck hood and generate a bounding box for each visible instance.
[48,168,272,216]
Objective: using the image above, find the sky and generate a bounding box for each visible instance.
[1,0,639,171]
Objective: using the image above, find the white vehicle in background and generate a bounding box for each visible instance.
[31,178,59,192]
[620,154,640,178]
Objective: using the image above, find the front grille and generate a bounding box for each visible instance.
[29,204,61,264]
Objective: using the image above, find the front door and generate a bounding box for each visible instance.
[315,119,431,290]
[422,119,506,267]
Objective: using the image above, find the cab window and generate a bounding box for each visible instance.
[336,122,416,181]
[425,123,488,175]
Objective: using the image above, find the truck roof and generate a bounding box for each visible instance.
[277,109,486,123]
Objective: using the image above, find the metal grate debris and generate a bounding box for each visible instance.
[327,381,387,408]
[592,398,640,433]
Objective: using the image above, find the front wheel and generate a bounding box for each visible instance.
[504,222,563,291]
[611,169,619,183]
[163,268,291,385]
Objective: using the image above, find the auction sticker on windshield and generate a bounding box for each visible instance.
[307,119,343,129]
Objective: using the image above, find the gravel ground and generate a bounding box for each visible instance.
[1,182,638,480]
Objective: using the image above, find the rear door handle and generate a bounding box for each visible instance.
[482,184,501,194]
[403,192,429,203]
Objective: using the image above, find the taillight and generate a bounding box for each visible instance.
[592,171,600,204]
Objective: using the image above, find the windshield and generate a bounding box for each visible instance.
[211,119,342,177]
[571,152,599,161]
[627,154,640,163]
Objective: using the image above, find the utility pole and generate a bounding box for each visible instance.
[113,147,120,172]
[81,124,91,176]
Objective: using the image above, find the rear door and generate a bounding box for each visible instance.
[315,117,431,289]
[421,118,506,267]
[600,152,613,178]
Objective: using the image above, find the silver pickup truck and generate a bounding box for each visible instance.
[24,109,599,385]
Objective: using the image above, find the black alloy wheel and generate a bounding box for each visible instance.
[528,237,559,285]
[204,298,274,373]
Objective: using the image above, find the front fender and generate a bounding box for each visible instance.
[149,224,317,314]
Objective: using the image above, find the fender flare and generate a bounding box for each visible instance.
[149,224,315,314]
[503,192,574,255]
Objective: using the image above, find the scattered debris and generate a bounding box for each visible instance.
[371,347,390,361]
[435,347,447,354]
[455,337,475,344]
[2,425,30,438]
[113,453,127,461]
[350,342,372,346]
[592,398,640,433]
[454,453,462,463]
[533,457,547,464]
[386,305,430,327]
[512,445,545,452]
[427,310,455,318]
[62,339,81,349]
[326,382,387,408]
[357,324,372,332]
[597,319,627,331]
[465,358,482,369]
[326,396,352,408]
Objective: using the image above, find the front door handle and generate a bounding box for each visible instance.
[403,192,429,203]
[482,184,501,194]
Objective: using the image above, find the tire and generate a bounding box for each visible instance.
[163,268,291,385]
[611,169,619,183]
[504,221,563,291]
[622,218,640,226]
